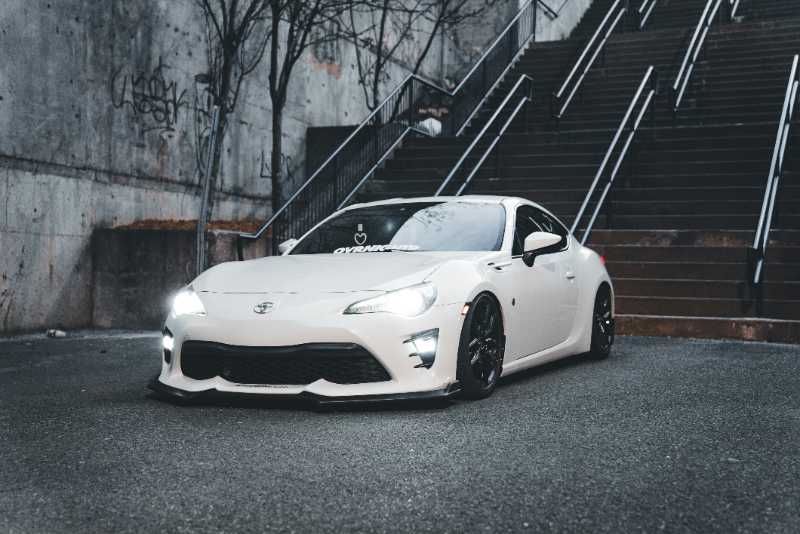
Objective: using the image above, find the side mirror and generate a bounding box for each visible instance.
[522,232,562,267]
[277,238,298,255]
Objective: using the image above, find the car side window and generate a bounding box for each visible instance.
[512,206,542,256]
[512,205,569,256]
[531,209,569,251]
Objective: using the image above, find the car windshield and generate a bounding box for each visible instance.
[290,201,506,255]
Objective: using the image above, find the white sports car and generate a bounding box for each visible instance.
[150,196,614,404]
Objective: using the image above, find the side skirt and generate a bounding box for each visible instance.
[500,337,582,377]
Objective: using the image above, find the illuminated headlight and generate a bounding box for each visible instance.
[162,333,175,351]
[171,287,207,317]
[343,283,437,317]
[405,329,439,368]
[162,328,174,364]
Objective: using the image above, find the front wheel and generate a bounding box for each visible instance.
[589,284,614,359]
[456,293,505,400]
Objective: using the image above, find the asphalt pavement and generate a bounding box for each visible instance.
[1,332,799,533]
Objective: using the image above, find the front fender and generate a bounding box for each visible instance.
[425,258,511,334]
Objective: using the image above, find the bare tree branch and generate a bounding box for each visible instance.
[344,0,500,110]
[194,0,274,270]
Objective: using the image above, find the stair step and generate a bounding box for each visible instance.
[616,314,800,343]
[548,200,800,217]
[340,0,800,344]
[588,229,755,246]
[603,244,800,263]
[606,260,798,279]
[616,295,800,320]
[614,278,800,300]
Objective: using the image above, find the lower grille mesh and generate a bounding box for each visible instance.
[180,341,390,385]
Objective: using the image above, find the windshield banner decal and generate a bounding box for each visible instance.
[333,244,421,254]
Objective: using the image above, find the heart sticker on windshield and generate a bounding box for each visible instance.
[354,224,367,245]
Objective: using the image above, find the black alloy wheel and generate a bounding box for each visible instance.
[589,285,614,359]
[457,293,505,399]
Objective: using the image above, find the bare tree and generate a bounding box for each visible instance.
[195,0,272,273]
[346,0,502,110]
[265,0,355,215]
[411,0,502,78]
[347,0,428,110]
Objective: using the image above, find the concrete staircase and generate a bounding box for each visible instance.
[352,0,800,342]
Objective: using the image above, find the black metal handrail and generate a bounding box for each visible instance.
[552,0,629,123]
[434,75,534,196]
[237,0,538,257]
[448,0,537,136]
[537,0,572,19]
[571,66,658,244]
[637,0,658,29]
[750,54,799,286]
[537,0,559,19]
[671,0,727,113]
[729,0,742,18]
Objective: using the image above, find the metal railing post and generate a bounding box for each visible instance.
[651,70,658,134]
[751,55,799,287]
[571,67,657,243]
[673,0,721,114]
[409,80,415,127]
[332,156,339,204]
[436,75,533,195]
[552,0,626,122]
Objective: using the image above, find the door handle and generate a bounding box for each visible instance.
[488,260,513,271]
[565,271,576,280]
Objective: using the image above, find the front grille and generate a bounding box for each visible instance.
[180,341,391,385]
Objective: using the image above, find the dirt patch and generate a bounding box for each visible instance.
[114,219,265,233]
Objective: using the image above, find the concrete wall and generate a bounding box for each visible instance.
[0,0,586,334]
[535,0,593,42]
[92,228,268,329]
[0,163,263,333]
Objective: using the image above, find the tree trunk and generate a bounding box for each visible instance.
[270,105,283,218]
[195,107,223,276]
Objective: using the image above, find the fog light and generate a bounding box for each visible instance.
[162,328,174,364]
[405,329,438,369]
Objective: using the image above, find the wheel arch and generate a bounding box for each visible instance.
[596,280,615,316]
[428,260,509,335]
[467,290,506,336]
[571,248,614,352]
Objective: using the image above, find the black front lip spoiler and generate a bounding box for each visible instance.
[148,376,461,406]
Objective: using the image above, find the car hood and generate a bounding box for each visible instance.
[193,252,492,294]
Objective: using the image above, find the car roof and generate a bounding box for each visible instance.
[345,195,530,209]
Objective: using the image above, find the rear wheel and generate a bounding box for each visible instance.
[456,293,505,400]
[589,284,614,359]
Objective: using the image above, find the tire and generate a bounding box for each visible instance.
[589,284,614,360]
[456,293,505,400]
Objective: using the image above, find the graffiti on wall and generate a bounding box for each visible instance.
[259,149,294,181]
[110,56,188,137]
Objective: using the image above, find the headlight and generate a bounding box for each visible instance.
[162,332,175,351]
[344,283,437,317]
[172,287,207,317]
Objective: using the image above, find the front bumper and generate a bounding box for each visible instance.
[148,375,461,405]
[154,291,466,402]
